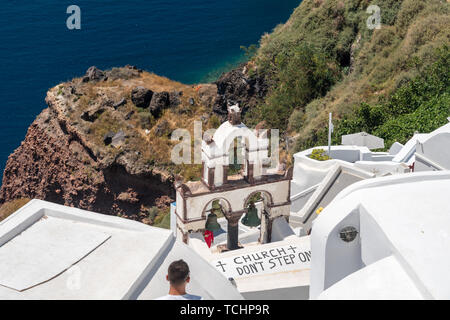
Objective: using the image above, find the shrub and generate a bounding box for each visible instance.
[240,44,258,59]
[0,198,31,221]
[253,43,341,129]
[309,149,331,161]
[153,207,170,229]
[148,206,159,221]
[208,114,221,129]
[138,112,154,129]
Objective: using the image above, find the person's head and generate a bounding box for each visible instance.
[166,260,190,290]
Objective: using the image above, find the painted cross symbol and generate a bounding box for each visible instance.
[216,260,227,273]
[288,245,297,254]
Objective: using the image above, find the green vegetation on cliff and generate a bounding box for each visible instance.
[244,0,449,151]
[0,198,30,222]
[316,46,450,149]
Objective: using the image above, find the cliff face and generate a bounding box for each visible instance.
[0,67,179,221]
[0,64,264,223]
[0,84,173,221]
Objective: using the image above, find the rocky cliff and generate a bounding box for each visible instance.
[0,64,264,223]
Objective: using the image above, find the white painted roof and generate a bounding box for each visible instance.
[414,123,450,171]
[341,132,384,149]
[318,256,423,300]
[0,215,110,291]
[290,147,407,218]
[0,200,243,300]
[310,171,450,299]
[292,162,375,232]
[391,133,427,164]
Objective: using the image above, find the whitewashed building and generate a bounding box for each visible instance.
[310,171,450,299]
[289,145,410,232]
[289,121,450,233]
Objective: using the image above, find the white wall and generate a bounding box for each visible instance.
[310,172,450,300]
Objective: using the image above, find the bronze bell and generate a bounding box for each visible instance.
[205,212,221,232]
[212,201,221,211]
[242,203,261,227]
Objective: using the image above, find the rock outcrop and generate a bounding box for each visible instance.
[0,89,174,221]
[213,63,268,119]
[83,66,107,82]
[81,106,106,122]
[131,86,154,109]
[149,91,170,117]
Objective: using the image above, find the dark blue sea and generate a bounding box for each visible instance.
[0,0,300,180]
